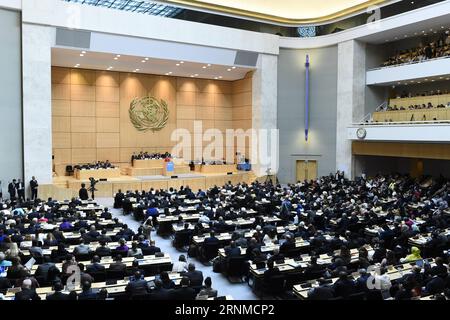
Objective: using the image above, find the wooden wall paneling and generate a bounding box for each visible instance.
[95,71,120,87]
[96,86,120,102]
[52,116,71,132]
[52,84,71,100]
[71,117,96,132]
[52,67,71,84]
[177,78,198,92]
[52,133,71,149]
[52,100,71,117]
[214,93,232,107]
[71,69,96,86]
[196,106,214,120]
[71,132,96,148]
[70,100,96,117]
[70,84,95,101]
[177,105,196,120]
[97,133,120,148]
[53,148,72,165]
[96,117,120,132]
[96,102,120,118]
[71,148,96,164]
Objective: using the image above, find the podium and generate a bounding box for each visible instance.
[162,161,175,176]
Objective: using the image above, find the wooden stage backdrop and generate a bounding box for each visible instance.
[39,172,253,199]
[52,67,252,176]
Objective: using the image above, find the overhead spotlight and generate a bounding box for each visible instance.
[180,61,184,64]
[194,74,198,76]
[214,77,218,79]
[141,60,146,63]
[227,68,232,71]
[207,64,211,67]
[135,68,140,71]
[176,63,180,66]
[145,57,149,60]
[81,51,86,54]
[202,66,207,69]
[116,55,121,57]
[74,65,80,68]
[114,57,118,60]
[165,73,170,75]
[80,54,84,57]
[232,66,236,69]
[190,75,195,78]
[218,76,223,79]
[168,72,172,74]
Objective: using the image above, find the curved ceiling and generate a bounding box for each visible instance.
[161,0,393,25]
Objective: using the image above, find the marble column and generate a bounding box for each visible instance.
[336,40,366,179]
[22,24,55,189]
[252,54,278,177]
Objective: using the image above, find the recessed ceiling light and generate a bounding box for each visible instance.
[135,69,140,71]
[425,79,428,81]
[74,65,79,68]
[133,70,137,73]
[218,76,223,79]
[190,75,195,78]
[440,77,443,79]
[114,57,118,60]
[417,81,421,84]
[446,78,450,80]
[202,66,207,69]
[176,63,180,66]
[145,57,149,60]
[81,51,86,54]
[168,72,172,74]
[227,68,232,71]
[165,73,170,75]
[431,80,435,82]
[207,64,211,67]
[404,35,408,37]
[214,77,218,79]
[116,55,121,57]
[441,26,445,29]
[141,60,146,63]
[80,54,84,57]
[232,66,236,69]
[180,61,184,64]
[194,74,198,76]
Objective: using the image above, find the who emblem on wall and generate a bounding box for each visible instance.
[129,96,169,132]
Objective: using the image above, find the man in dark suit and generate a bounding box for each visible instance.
[79,183,89,201]
[108,255,127,273]
[16,179,25,202]
[86,255,106,274]
[8,179,17,200]
[224,241,241,257]
[35,256,60,283]
[30,176,39,200]
[150,279,171,300]
[125,271,150,297]
[307,278,335,300]
[182,263,203,290]
[78,281,99,300]
[46,282,70,300]
[14,279,41,300]
[170,277,196,300]
[95,240,112,257]
[114,189,125,209]
[332,271,356,298]
[142,240,161,255]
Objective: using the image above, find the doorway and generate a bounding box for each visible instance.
[296,160,317,182]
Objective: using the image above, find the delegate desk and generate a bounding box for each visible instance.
[292,258,436,300]
[133,159,165,169]
[29,253,173,276]
[4,272,182,300]
[198,164,237,174]
[74,168,121,180]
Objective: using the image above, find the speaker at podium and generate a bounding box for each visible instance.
[162,160,175,176]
